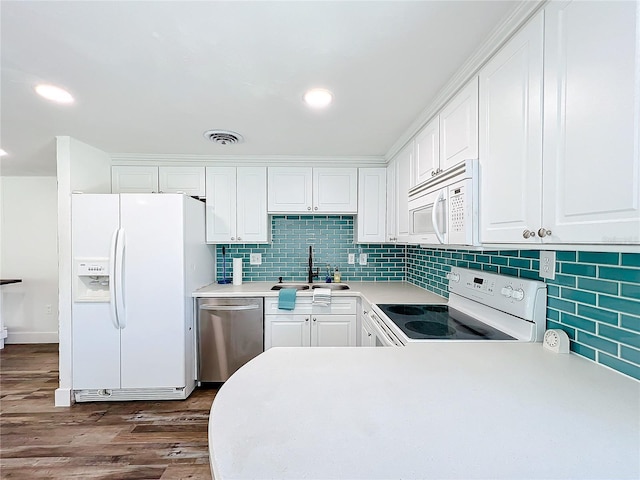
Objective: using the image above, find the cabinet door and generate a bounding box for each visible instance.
[236,167,268,243]
[205,167,236,243]
[386,160,397,242]
[395,145,412,243]
[357,168,386,243]
[440,77,479,171]
[311,315,356,347]
[265,315,310,349]
[543,0,640,243]
[112,166,158,193]
[159,167,205,197]
[479,11,544,244]
[413,117,440,186]
[313,168,358,213]
[267,167,313,212]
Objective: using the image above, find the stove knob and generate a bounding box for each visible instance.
[512,289,525,301]
[446,272,460,282]
[500,286,513,298]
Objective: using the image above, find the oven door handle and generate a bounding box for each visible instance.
[431,189,446,244]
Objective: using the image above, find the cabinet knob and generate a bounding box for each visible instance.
[522,229,536,239]
[363,310,368,315]
[307,206,312,211]
[537,228,552,238]
[231,237,235,240]
[305,317,309,322]
[367,333,372,337]
[313,317,317,322]
[314,206,318,211]
[237,237,242,241]
[431,171,436,177]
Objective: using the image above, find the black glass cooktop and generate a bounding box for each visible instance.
[376,304,515,340]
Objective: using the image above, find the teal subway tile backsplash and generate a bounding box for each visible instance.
[406,246,640,381]
[216,216,405,283]
[216,215,639,380]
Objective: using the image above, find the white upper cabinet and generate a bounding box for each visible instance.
[388,144,412,243]
[268,167,357,213]
[206,167,268,243]
[479,11,544,244]
[357,168,387,243]
[411,77,478,189]
[112,166,205,197]
[480,2,640,245]
[112,166,158,193]
[439,77,479,172]
[412,117,439,186]
[542,0,640,244]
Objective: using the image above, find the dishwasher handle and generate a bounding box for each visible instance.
[200,304,260,312]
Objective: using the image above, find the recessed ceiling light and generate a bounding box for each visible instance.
[303,88,333,109]
[35,84,74,104]
[0,149,7,157]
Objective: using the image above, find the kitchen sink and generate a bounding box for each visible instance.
[270,283,350,291]
[270,284,310,291]
[311,284,350,290]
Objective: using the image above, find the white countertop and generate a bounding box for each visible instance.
[193,280,447,304]
[208,344,640,480]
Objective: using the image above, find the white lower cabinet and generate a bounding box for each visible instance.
[264,297,357,349]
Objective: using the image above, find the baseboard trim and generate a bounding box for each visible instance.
[6,332,59,344]
[55,387,72,407]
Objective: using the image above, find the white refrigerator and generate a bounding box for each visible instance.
[71,193,215,402]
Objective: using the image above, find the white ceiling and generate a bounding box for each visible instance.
[1,1,520,176]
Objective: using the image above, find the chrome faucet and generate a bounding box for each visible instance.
[308,246,319,283]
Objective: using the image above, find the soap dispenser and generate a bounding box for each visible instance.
[333,267,341,283]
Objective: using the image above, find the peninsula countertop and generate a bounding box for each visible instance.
[208,344,640,480]
[193,281,447,304]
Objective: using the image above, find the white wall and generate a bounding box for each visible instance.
[56,136,112,406]
[0,176,59,343]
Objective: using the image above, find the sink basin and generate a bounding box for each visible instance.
[270,284,310,291]
[311,284,350,290]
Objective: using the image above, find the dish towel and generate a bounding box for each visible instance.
[278,288,297,310]
[313,288,332,306]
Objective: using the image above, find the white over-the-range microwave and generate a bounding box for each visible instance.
[408,159,478,246]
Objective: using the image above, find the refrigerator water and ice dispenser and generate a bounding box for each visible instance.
[74,258,110,302]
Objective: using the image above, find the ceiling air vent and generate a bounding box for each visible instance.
[203,129,244,145]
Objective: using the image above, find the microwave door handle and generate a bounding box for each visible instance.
[431,190,446,244]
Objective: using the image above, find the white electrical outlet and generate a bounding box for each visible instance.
[539,251,556,280]
[359,253,368,266]
[249,253,262,265]
[348,253,355,265]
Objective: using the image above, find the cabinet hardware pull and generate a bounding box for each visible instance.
[237,237,242,241]
[313,317,317,322]
[537,228,552,238]
[314,206,318,211]
[307,206,311,211]
[522,229,536,239]
[231,237,235,240]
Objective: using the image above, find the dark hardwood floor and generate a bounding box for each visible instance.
[0,344,217,479]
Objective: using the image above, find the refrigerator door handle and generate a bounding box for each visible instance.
[109,229,120,329]
[114,228,126,329]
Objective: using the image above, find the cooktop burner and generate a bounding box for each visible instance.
[376,304,515,340]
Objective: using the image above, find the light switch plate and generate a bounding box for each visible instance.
[348,253,355,265]
[249,253,262,265]
[539,251,556,280]
[359,253,368,266]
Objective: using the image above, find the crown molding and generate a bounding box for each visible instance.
[385,0,546,161]
[109,153,387,168]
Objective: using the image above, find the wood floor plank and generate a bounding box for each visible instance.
[0,344,216,479]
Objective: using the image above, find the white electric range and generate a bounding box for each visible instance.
[369,266,547,346]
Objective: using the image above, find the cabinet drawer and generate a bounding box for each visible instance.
[265,296,357,315]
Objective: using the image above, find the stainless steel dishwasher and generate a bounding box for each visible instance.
[197,297,264,382]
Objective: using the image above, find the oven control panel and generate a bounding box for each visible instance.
[448,266,547,322]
